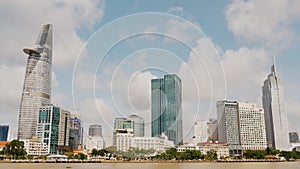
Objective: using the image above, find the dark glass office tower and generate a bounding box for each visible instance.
[151,74,183,145]
[18,24,53,139]
[0,125,9,141]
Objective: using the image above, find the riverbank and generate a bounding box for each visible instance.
[0,159,299,163]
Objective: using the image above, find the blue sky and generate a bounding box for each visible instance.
[0,0,299,144]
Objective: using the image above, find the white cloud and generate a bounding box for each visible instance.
[225,0,300,48]
[167,6,184,15]
[0,66,25,138]
[0,0,105,69]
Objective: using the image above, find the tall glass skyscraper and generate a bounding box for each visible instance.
[262,60,290,151]
[151,74,183,145]
[18,24,53,139]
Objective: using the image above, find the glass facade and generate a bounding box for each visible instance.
[18,24,52,139]
[0,125,9,141]
[151,74,183,145]
[262,64,290,150]
[37,105,60,154]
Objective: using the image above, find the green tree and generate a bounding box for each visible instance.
[205,150,217,161]
[91,148,98,157]
[1,140,27,160]
[76,153,87,160]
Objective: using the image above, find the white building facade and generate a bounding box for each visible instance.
[193,120,209,145]
[116,129,174,152]
[22,137,48,156]
[86,136,105,152]
[262,63,290,151]
[238,102,267,150]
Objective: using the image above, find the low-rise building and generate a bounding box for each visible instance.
[115,128,174,152]
[21,137,48,156]
[133,133,174,152]
[198,142,229,159]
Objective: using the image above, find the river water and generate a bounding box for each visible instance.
[0,162,299,169]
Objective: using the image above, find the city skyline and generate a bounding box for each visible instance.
[0,1,300,143]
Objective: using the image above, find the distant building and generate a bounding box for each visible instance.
[86,136,105,152]
[0,125,9,141]
[36,105,60,154]
[133,133,174,152]
[289,132,299,143]
[192,120,209,145]
[217,100,242,156]
[151,74,183,145]
[89,125,102,137]
[115,128,134,152]
[86,124,105,152]
[113,115,144,145]
[69,114,83,150]
[58,109,71,154]
[18,24,52,139]
[238,102,267,150]
[127,115,145,137]
[21,136,48,156]
[262,60,290,151]
[115,128,173,152]
[208,119,218,141]
[198,142,229,159]
[177,142,229,159]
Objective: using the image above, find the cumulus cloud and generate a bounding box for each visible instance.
[225,0,300,48]
[0,0,105,69]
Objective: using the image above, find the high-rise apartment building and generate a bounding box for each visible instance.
[217,100,242,156]
[0,125,9,141]
[238,102,267,150]
[58,109,70,147]
[18,24,52,139]
[193,120,209,145]
[262,61,290,150]
[69,114,83,150]
[151,74,183,145]
[89,125,102,137]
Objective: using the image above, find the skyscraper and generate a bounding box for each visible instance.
[238,102,267,150]
[89,125,102,137]
[69,114,83,150]
[262,59,290,150]
[0,125,9,141]
[36,105,60,154]
[193,120,209,145]
[18,24,53,139]
[217,100,242,156]
[151,74,183,145]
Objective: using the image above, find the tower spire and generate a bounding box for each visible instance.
[272,54,277,77]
